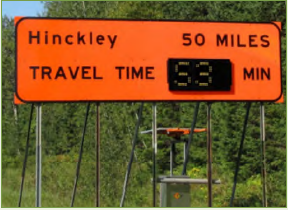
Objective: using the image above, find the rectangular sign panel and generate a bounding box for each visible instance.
[15,17,282,102]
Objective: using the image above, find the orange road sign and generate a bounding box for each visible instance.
[275,93,284,103]
[14,93,25,105]
[15,17,282,103]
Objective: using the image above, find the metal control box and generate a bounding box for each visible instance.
[158,176,191,207]
[160,183,191,207]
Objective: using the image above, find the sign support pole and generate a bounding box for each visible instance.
[96,103,100,207]
[207,102,212,207]
[152,103,157,207]
[229,102,251,206]
[170,142,174,176]
[18,104,34,207]
[183,140,187,163]
[35,104,42,207]
[260,103,268,207]
[182,102,200,175]
[120,103,144,207]
[71,103,90,207]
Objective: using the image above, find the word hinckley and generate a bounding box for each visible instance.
[28,31,118,48]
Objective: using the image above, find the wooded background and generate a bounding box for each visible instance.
[2,1,286,207]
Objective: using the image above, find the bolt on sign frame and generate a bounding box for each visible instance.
[14,17,282,208]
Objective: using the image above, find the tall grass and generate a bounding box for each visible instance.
[2,155,286,207]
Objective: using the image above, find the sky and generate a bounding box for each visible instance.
[2,1,44,17]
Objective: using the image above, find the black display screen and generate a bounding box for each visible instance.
[168,59,232,91]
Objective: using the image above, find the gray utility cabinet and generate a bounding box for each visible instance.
[158,175,191,207]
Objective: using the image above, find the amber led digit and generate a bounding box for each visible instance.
[168,59,232,91]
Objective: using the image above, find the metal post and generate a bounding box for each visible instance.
[207,102,212,207]
[260,103,267,207]
[71,103,90,207]
[152,103,157,207]
[184,140,188,163]
[18,104,34,207]
[182,102,200,175]
[230,102,251,207]
[35,104,42,207]
[96,103,100,207]
[170,142,174,176]
[120,103,144,207]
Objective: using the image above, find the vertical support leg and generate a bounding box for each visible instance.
[207,102,212,207]
[183,140,188,163]
[182,102,200,175]
[120,103,144,207]
[229,102,251,207]
[260,102,268,207]
[71,103,90,207]
[170,142,174,176]
[35,104,42,207]
[152,103,157,207]
[96,103,100,207]
[19,104,34,207]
